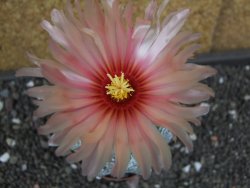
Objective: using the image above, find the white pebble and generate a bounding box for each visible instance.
[26,80,34,87]
[154,184,161,188]
[48,136,58,147]
[33,183,40,188]
[95,176,101,180]
[12,118,21,124]
[21,164,27,171]
[183,182,189,186]
[230,137,235,142]
[218,77,224,84]
[201,103,210,107]
[228,110,237,119]
[244,95,250,101]
[0,101,3,111]
[180,147,190,154]
[182,164,191,173]
[70,164,77,170]
[0,152,10,163]
[194,162,202,172]
[190,134,197,141]
[212,104,218,111]
[6,138,16,147]
[184,147,189,154]
[71,140,82,151]
[173,143,181,149]
[245,65,250,71]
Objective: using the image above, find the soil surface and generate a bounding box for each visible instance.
[0,65,249,188]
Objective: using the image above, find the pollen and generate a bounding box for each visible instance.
[105,72,134,102]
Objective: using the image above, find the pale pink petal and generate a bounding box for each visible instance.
[84,141,111,181]
[82,0,104,32]
[64,0,81,27]
[53,109,106,156]
[112,112,130,178]
[15,67,43,77]
[140,104,193,151]
[41,19,68,48]
[44,9,108,77]
[135,110,172,171]
[101,0,129,66]
[33,96,99,117]
[66,143,96,163]
[38,105,98,135]
[80,114,116,178]
[84,114,115,180]
[82,28,109,64]
[148,33,201,73]
[171,32,201,56]
[100,0,119,63]
[144,66,217,95]
[170,84,215,104]
[127,112,152,179]
[27,54,96,90]
[26,86,52,99]
[40,63,96,90]
[159,101,210,118]
[123,1,133,30]
[139,33,200,80]
[148,9,190,62]
[48,40,100,80]
[174,44,202,68]
[156,0,170,20]
[149,60,215,87]
[27,86,97,100]
[145,0,157,21]
[83,111,113,143]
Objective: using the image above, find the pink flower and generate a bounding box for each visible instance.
[16,0,216,181]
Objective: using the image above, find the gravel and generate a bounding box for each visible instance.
[0,65,250,188]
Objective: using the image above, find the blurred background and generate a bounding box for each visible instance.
[0,0,250,187]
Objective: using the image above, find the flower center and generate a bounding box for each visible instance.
[105,72,134,102]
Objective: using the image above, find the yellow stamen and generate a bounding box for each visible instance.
[105,72,134,102]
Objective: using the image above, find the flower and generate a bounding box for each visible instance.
[16,0,216,181]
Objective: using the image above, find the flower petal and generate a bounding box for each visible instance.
[144,65,217,96]
[145,0,157,21]
[149,9,190,62]
[66,143,96,163]
[83,110,113,143]
[15,67,43,77]
[53,109,106,156]
[170,83,214,104]
[112,112,130,178]
[40,63,95,90]
[38,105,99,135]
[141,104,193,151]
[83,114,115,180]
[33,95,99,117]
[135,110,172,171]
[127,111,152,179]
